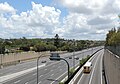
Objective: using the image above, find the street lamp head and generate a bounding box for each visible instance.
[49,53,61,61]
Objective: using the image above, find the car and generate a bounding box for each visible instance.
[69,56,72,59]
[83,62,92,73]
[41,60,46,63]
[74,56,79,60]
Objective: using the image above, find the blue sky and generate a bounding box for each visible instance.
[0,0,52,12]
[0,0,68,18]
[0,0,119,40]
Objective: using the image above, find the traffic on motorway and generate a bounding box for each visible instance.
[0,47,103,84]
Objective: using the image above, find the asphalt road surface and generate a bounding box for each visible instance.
[77,49,104,84]
[0,47,103,84]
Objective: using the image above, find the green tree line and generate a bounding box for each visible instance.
[106,27,120,46]
[0,34,104,54]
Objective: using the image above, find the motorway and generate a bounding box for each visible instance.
[77,49,104,84]
[0,47,102,84]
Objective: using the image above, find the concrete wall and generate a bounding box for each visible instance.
[104,49,120,84]
[0,51,67,67]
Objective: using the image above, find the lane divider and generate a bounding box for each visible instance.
[69,48,103,84]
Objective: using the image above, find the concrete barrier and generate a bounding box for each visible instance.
[0,51,67,68]
[104,49,120,84]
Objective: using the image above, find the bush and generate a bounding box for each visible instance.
[79,55,90,65]
[59,82,64,84]
[33,43,46,52]
[69,68,75,77]
[20,46,30,51]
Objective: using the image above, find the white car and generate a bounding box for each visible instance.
[74,56,79,60]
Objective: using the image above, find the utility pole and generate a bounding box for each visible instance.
[37,54,44,84]
[73,39,75,69]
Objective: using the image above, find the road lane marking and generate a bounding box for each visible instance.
[38,81,41,84]
[32,73,37,76]
[51,48,101,84]
[0,64,45,83]
[100,53,103,84]
[45,69,47,71]
[51,62,80,84]
[76,52,98,84]
[88,53,101,84]
[77,74,83,84]
[39,75,43,77]
[51,74,54,76]
[14,80,21,83]
[24,82,29,84]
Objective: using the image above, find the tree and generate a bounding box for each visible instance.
[54,34,60,48]
[20,46,30,51]
[0,46,5,54]
[106,28,116,46]
[33,42,47,52]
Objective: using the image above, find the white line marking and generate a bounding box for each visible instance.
[50,71,67,84]
[39,75,43,77]
[77,74,83,84]
[73,52,98,84]
[32,73,37,76]
[89,53,101,84]
[115,55,119,58]
[51,74,54,76]
[38,81,41,84]
[101,53,103,84]
[14,80,20,83]
[0,64,45,83]
[51,62,80,84]
[24,82,29,84]
[45,69,47,71]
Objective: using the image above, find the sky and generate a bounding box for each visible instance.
[0,0,120,40]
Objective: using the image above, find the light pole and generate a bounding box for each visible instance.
[0,47,1,68]
[0,42,5,69]
[73,39,76,69]
[92,48,93,55]
[60,58,70,79]
[37,54,44,84]
[49,53,70,79]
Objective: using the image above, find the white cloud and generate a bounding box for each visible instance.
[53,0,120,40]
[0,2,61,38]
[56,0,108,14]
[0,0,120,40]
[87,15,114,25]
[0,2,16,14]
